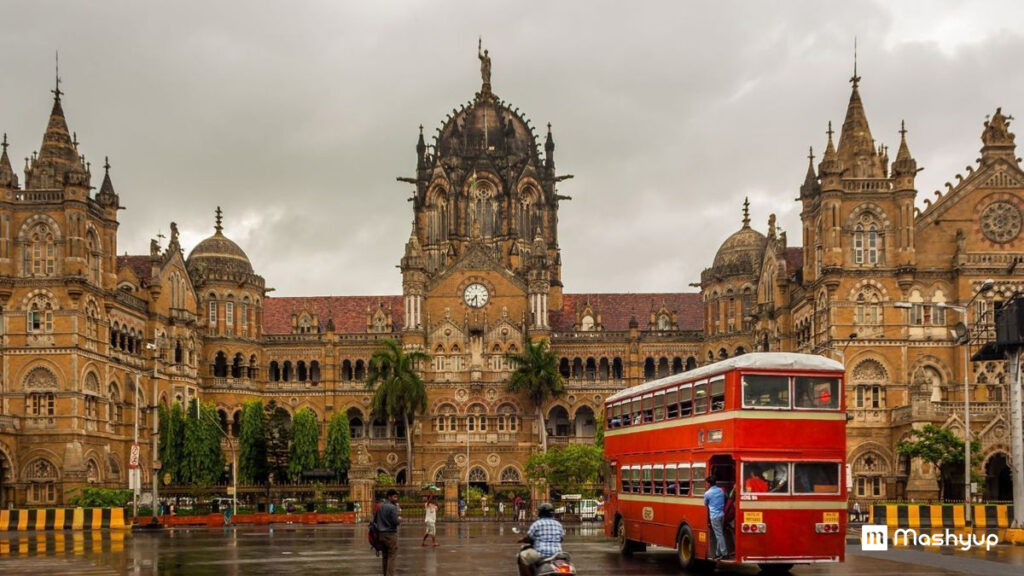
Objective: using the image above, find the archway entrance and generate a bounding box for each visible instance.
[984,453,1012,501]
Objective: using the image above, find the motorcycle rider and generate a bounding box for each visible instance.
[517,502,565,576]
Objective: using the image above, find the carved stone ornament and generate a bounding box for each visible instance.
[455,388,468,401]
[486,453,500,467]
[455,454,467,466]
[852,359,887,383]
[24,366,58,390]
[386,452,399,465]
[486,388,497,401]
[980,201,1022,243]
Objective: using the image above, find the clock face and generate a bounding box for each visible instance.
[463,283,490,308]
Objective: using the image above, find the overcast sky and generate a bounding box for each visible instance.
[1,1,1022,297]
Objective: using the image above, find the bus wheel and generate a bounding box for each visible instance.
[616,519,643,556]
[676,525,699,570]
[758,563,795,575]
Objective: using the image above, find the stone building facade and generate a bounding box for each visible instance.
[0,54,1019,506]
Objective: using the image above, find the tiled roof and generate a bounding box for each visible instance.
[552,293,703,332]
[117,255,152,285]
[263,296,404,335]
[784,247,803,278]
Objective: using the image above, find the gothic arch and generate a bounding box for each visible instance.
[846,202,893,230]
[500,466,523,484]
[16,214,64,241]
[20,364,62,391]
[20,288,61,310]
[850,358,890,384]
[0,439,18,482]
[846,279,891,301]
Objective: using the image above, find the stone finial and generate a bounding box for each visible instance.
[215,206,223,234]
[742,197,750,228]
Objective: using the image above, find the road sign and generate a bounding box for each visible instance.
[129,443,140,469]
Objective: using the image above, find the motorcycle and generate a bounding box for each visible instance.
[512,526,577,575]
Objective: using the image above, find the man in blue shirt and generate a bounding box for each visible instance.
[703,476,729,560]
[517,503,565,576]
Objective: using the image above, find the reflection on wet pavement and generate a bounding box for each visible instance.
[1,522,1021,575]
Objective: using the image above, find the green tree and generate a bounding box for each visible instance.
[238,400,268,484]
[897,423,981,500]
[288,408,320,482]
[158,402,185,484]
[366,338,429,480]
[323,411,352,482]
[265,400,292,484]
[181,399,226,486]
[594,407,605,449]
[506,340,565,451]
[524,445,603,495]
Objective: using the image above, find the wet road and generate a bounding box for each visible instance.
[1,522,1022,575]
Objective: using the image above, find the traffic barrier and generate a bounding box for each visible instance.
[869,504,1012,529]
[0,508,128,531]
[141,511,357,526]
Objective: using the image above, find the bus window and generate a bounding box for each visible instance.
[665,464,677,495]
[742,374,790,409]
[653,391,666,421]
[710,378,725,412]
[666,387,679,419]
[793,462,841,494]
[794,377,840,410]
[631,398,642,425]
[749,461,789,493]
[642,394,654,423]
[609,463,617,493]
[691,464,706,496]
[642,466,653,494]
[631,467,642,494]
[653,465,664,495]
[741,462,773,494]
[679,385,693,417]
[677,464,690,496]
[621,466,631,493]
[694,381,708,414]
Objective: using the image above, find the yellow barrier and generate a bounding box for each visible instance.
[869,504,1012,529]
[0,508,129,531]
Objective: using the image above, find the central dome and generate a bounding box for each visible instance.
[435,93,540,161]
[712,226,766,272]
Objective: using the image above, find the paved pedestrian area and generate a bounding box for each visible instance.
[1,522,1022,575]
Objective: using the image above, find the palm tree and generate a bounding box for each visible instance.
[506,339,566,451]
[366,338,430,482]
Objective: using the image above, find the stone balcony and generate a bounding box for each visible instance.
[0,414,19,431]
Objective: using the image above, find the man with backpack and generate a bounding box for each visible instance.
[374,489,402,576]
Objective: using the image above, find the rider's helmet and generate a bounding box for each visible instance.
[537,503,555,518]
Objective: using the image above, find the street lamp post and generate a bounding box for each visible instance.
[147,340,162,527]
[899,279,994,524]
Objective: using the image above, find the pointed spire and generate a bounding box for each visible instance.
[819,121,842,176]
[215,206,224,234]
[742,197,751,228]
[800,146,819,197]
[892,120,918,176]
[0,133,18,189]
[416,124,426,171]
[850,37,860,88]
[545,122,555,170]
[98,156,116,197]
[836,68,884,178]
[29,70,88,189]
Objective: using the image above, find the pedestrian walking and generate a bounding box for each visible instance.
[458,496,466,519]
[422,496,438,547]
[497,500,505,521]
[376,489,402,576]
[853,501,862,523]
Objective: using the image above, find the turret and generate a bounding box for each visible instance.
[0,133,19,189]
[980,107,1017,166]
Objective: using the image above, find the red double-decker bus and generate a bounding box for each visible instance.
[602,352,846,573]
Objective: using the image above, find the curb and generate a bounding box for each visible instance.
[1007,528,1024,546]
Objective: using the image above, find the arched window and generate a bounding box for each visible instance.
[644,357,655,379]
[612,357,624,379]
[559,358,570,378]
[657,313,671,331]
[855,288,883,328]
[174,340,183,364]
[853,213,883,265]
[672,357,683,374]
[214,352,228,378]
[25,458,58,504]
[297,360,308,382]
[598,358,610,380]
[500,466,522,484]
[27,299,54,333]
[436,404,457,432]
[86,230,101,283]
[347,407,364,438]
[497,403,517,432]
[248,355,258,379]
[585,358,597,380]
[342,360,353,381]
[231,353,244,379]
[580,314,595,331]
[657,357,669,378]
[282,360,293,382]
[310,360,321,383]
[467,403,487,432]
[572,357,583,379]
[355,360,366,380]
[108,383,122,424]
[24,223,57,277]
[468,466,488,483]
[269,361,280,382]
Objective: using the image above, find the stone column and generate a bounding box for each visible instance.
[441,455,461,519]
[348,441,375,521]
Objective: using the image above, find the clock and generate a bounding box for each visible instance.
[463,283,489,308]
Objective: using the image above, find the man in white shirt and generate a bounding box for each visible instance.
[422,496,438,547]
